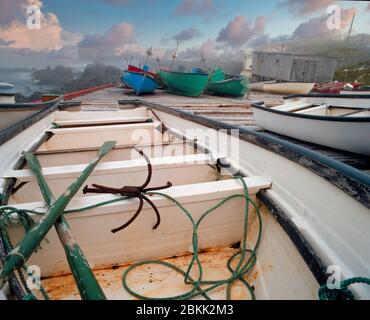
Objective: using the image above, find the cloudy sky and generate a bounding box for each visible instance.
[0,0,369,68]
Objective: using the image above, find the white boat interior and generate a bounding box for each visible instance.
[0,89,369,300]
[253,95,370,156]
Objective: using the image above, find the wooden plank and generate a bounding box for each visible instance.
[54,117,151,127]
[54,108,149,120]
[10,155,219,203]
[39,122,169,152]
[47,122,161,134]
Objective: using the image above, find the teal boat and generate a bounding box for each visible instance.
[207,68,249,98]
[157,70,209,97]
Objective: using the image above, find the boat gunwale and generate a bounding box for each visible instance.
[118,99,370,209]
[258,189,328,285]
[284,93,370,99]
[0,96,63,110]
[251,101,370,122]
[123,70,158,82]
[0,96,63,146]
[208,76,245,85]
[158,70,210,77]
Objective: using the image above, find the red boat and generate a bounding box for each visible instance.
[312,82,363,94]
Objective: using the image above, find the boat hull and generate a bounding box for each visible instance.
[252,97,370,155]
[341,90,370,95]
[207,76,249,97]
[264,82,315,95]
[1,90,370,300]
[250,81,315,95]
[158,70,209,97]
[0,98,61,131]
[121,71,158,95]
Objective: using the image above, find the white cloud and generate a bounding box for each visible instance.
[216,16,266,48]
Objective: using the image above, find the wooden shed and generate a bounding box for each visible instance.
[252,52,337,83]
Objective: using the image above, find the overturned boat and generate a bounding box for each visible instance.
[252,94,370,156]
[0,89,369,300]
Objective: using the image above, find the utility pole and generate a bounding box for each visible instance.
[346,12,355,46]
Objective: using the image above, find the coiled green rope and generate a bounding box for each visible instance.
[318,277,370,300]
[122,176,262,300]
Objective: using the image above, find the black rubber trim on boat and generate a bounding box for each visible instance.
[0,96,63,146]
[284,93,370,99]
[119,99,370,209]
[252,101,370,122]
[257,190,328,286]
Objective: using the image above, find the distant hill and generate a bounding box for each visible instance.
[334,59,370,85]
[256,33,370,68]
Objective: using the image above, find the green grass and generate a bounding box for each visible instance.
[334,59,370,85]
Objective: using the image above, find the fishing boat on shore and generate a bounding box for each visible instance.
[0,88,369,300]
[252,94,370,155]
[121,65,158,95]
[206,68,249,98]
[250,81,315,95]
[157,70,209,97]
[127,65,157,78]
[121,71,158,95]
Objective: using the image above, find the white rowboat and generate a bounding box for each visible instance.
[0,91,369,300]
[250,81,315,95]
[252,94,370,156]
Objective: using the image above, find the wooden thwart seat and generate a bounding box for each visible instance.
[7,176,272,277]
[38,122,169,152]
[54,117,152,127]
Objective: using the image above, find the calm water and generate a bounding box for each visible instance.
[0,69,56,97]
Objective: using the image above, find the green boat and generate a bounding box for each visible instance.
[207,68,249,98]
[157,70,209,97]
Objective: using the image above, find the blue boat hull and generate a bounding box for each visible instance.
[121,71,158,95]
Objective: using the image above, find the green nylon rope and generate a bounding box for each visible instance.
[122,176,262,300]
[0,217,49,300]
[318,277,370,300]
